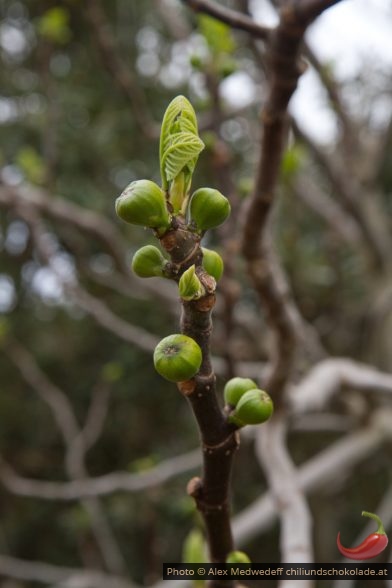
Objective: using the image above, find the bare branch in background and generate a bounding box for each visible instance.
[241,0,342,403]
[292,174,362,246]
[256,418,314,585]
[290,358,392,413]
[84,0,158,138]
[2,336,127,575]
[303,43,355,153]
[69,284,160,353]
[292,119,392,271]
[233,413,391,546]
[0,555,136,588]
[0,183,129,275]
[0,449,201,500]
[181,0,271,40]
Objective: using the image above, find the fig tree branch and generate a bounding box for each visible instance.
[0,448,201,499]
[0,554,136,588]
[256,418,314,587]
[292,119,392,270]
[3,336,126,575]
[241,0,343,403]
[181,0,271,40]
[84,0,158,139]
[234,413,391,546]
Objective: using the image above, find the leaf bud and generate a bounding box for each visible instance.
[154,334,202,382]
[189,187,231,231]
[179,265,205,301]
[131,245,167,278]
[229,389,273,427]
[223,377,257,407]
[115,179,170,230]
[226,550,251,564]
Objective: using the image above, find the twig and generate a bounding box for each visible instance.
[0,554,135,588]
[3,337,126,575]
[181,0,271,40]
[153,416,391,588]
[292,174,362,246]
[256,416,314,574]
[0,183,129,275]
[303,42,355,153]
[290,358,392,414]
[79,382,112,452]
[84,0,158,138]
[70,284,160,353]
[233,412,391,546]
[0,449,201,500]
[241,1,342,404]
[292,119,392,270]
[158,222,240,572]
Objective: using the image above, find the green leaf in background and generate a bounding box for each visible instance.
[101,361,124,383]
[182,528,207,588]
[281,144,305,181]
[16,147,46,185]
[37,7,72,44]
[198,15,235,55]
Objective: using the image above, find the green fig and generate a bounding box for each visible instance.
[189,188,231,231]
[115,179,170,230]
[226,550,251,564]
[223,377,257,407]
[154,334,202,382]
[202,248,224,281]
[229,389,273,427]
[179,265,205,300]
[131,245,167,278]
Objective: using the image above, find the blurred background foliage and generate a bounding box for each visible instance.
[0,0,392,587]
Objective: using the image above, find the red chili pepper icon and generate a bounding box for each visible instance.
[337,511,388,560]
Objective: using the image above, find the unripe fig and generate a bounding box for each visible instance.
[154,334,202,382]
[202,248,224,281]
[226,550,251,564]
[224,377,257,407]
[189,187,230,231]
[115,179,170,230]
[179,265,204,300]
[229,389,273,427]
[131,245,167,278]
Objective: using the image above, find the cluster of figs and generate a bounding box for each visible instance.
[115,95,273,428]
[115,178,229,284]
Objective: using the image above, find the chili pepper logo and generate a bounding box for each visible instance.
[337,511,388,560]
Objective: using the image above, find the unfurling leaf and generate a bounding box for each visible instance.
[159,96,205,195]
[179,265,204,301]
[162,132,205,183]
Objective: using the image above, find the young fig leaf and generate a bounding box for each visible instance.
[159,95,205,201]
[179,265,204,301]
